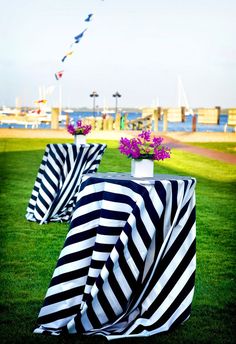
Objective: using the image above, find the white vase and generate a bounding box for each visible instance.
[131,159,154,178]
[74,134,86,145]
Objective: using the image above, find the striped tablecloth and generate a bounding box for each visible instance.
[26,143,106,224]
[34,172,196,339]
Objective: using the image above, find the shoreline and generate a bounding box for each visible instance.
[0,128,235,142]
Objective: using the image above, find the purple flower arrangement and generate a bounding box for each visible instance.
[119,130,171,161]
[67,120,92,136]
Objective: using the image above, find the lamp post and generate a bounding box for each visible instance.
[90,91,99,117]
[113,91,121,114]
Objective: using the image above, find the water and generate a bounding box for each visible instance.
[0,111,234,133]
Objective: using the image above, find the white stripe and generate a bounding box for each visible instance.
[95,233,120,245]
[80,311,94,331]
[161,181,173,240]
[39,295,83,318]
[91,297,109,324]
[90,251,110,262]
[38,315,77,331]
[67,318,77,334]
[59,237,96,258]
[101,283,123,316]
[128,214,148,260]
[67,219,100,237]
[53,257,92,278]
[111,264,132,300]
[46,276,87,298]
[123,243,139,280]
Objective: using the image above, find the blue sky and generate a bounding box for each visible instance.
[1,0,236,109]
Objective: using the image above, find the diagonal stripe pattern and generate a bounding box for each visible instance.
[34,173,196,339]
[26,144,106,224]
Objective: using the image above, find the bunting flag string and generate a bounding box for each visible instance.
[52,0,106,111]
[32,2,105,111]
[55,9,97,81]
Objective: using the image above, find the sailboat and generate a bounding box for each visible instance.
[177,76,194,116]
[101,99,115,116]
[63,108,74,113]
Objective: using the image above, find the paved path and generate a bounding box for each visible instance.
[163,136,236,165]
[1,128,236,164]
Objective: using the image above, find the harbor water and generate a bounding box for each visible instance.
[0,111,234,133]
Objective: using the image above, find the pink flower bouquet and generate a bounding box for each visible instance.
[119,130,171,161]
[67,120,92,135]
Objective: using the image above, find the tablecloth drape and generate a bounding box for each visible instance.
[34,172,196,339]
[26,144,106,224]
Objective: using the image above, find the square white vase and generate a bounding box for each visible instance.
[74,135,86,145]
[131,159,154,178]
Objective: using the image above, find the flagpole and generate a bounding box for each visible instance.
[59,81,62,117]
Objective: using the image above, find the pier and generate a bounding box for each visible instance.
[1,107,236,133]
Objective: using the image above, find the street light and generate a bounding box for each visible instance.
[90,91,99,117]
[113,91,121,114]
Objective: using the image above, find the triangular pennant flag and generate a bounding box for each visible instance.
[55,70,64,80]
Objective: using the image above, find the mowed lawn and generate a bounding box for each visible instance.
[0,138,235,344]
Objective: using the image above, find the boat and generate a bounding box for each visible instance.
[177,76,194,116]
[63,108,74,113]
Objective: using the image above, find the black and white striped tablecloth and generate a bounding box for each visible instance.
[26,144,106,224]
[34,172,196,339]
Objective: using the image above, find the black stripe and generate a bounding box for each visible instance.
[170,180,178,224]
[126,230,144,270]
[70,209,101,228]
[154,181,166,209]
[118,243,138,290]
[64,228,97,248]
[49,266,89,288]
[57,246,94,267]
[93,242,117,253]
[129,203,152,250]
[38,303,81,325]
[96,290,117,323]
[43,285,84,307]
[108,273,128,311]
[85,303,102,329]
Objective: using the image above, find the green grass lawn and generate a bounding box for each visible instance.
[0,138,235,344]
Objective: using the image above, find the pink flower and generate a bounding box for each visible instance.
[67,120,92,136]
[152,136,163,146]
[154,147,171,160]
[67,124,76,135]
[119,130,171,161]
[138,130,151,141]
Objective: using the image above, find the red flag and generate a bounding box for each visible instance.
[34,99,47,104]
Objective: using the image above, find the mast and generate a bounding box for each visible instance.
[59,82,62,117]
[177,76,189,109]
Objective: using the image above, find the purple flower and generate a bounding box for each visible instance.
[67,120,92,136]
[152,136,163,146]
[67,124,76,135]
[119,137,141,158]
[154,147,171,160]
[119,130,171,161]
[138,130,151,141]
